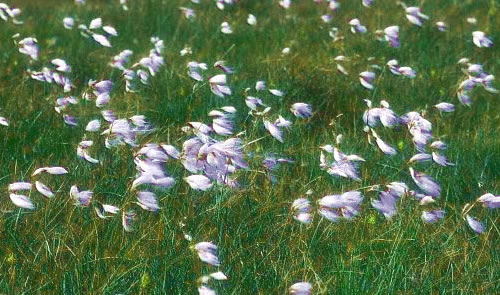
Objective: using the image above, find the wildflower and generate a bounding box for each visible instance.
[255,81,266,91]
[477,193,500,209]
[419,196,435,205]
[430,141,447,150]
[210,107,235,135]
[0,116,8,126]
[472,31,493,48]
[103,25,118,36]
[290,103,312,118]
[70,185,93,206]
[8,182,32,191]
[405,6,429,27]
[9,193,35,209]
[322,148,362,180]
[245,96,265,110]
[349,18,367,34]
[180,47,192,56]
[198,285,216,295]
[328,0,339,11]
[120,0,129,10]
[195,242,220,266]
[386,182,409,197]
[275,115,292,128]
[264,120,283,142]
[318,191,364,221]
[362,0,373,8]
[386,60,416,78]
[336,64,348,75]
[269,89,284,96]
[209,74,232,97]
[321,14,332,23]
[384,26,399,47]
[111,49,133,70]
[122,210,136,232]
[179,7,195,20]
[102,118,138,147]
[209,271,228,280]
[465,215,484,234]
[0,3,22,24]
[85,119,101,132]
[89,17,102,29]
[51,59,71,72]
[359,71,375,90]
[362,100,400,128]
[133,147,175,189]
[18,37,38,60]
[220,22,232,34]
[102,110,117,122]
[77,140,99,164]
[431,152,454,166]
[435,21,447,31]
[398,66,416,78]
[214,60,234,74]
[409,153,432,163]
[401,112,433,152]
[32,166,68,176]
[63,17,74,29]
[247,14,257,26]
[185,175,213,191]
[434,102,455,112]
[371,129,397,156]
[372,190,399,219]
[92,33,111,47]
[289,282,312,295]
[137,191,160,212]
[409,168,440,197]
[94,203,119,218]
[291,198,312,224]
[457,91,471,106]
[421,210,445,223]
[35,181,54,198]
[161,144,181,159]
[279,0,291,9]
[466,17,477,25]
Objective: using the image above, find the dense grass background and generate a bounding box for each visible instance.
[0,0,499,294]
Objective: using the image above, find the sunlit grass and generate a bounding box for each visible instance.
[0,0,499,294]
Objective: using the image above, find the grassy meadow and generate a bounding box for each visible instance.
[0,0,499,294]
